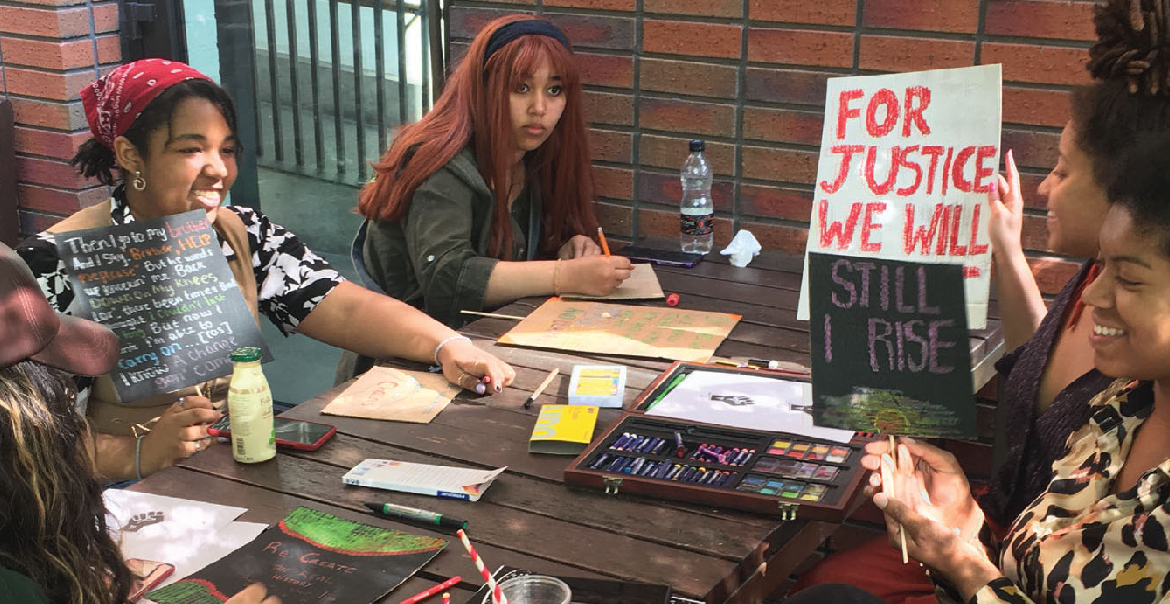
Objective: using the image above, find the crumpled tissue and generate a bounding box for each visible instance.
[719,229,762,267]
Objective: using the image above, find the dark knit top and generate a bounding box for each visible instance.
[978,261,1115,525]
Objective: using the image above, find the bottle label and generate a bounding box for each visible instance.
[681,213,713,236]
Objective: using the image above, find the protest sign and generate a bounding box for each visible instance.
[55,210,270,401]
[808,252,975,438]
[797,64,1001,329]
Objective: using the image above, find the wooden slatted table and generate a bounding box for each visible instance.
[132,249,1002,603]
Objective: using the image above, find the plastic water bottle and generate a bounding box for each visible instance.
[226,346,275,463]
[680,139,713,254]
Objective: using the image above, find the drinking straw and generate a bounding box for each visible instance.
[456,529,509,604]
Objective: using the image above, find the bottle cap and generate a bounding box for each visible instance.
[689,139,704,152]
[229,347,262,362]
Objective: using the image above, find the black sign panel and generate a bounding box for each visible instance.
[56,210,270,401]
[809,252,975,438]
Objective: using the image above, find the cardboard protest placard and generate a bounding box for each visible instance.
[797,64,1001,329]
[55,210,270,401]
[322,366,460,424]
[808,252,975,438]
[499,298,740,363]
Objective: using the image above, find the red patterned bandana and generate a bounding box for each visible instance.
[80,59,211,149]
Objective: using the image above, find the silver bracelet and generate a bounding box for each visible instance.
[433,335,471,366]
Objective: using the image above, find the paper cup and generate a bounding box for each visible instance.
[497,575,572,604]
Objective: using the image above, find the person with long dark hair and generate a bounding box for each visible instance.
[354,14,632,329]
[17,58,516,483]
[0,243,276,604]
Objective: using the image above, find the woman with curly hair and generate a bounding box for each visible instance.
[0,243,275,604]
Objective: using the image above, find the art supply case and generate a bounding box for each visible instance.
[564,362,873,521]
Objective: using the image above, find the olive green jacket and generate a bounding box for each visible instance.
[362,146,540,328]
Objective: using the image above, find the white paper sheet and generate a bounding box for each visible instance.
[644,370,855,443]
[103,490,267,588]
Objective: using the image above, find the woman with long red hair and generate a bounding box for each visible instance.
[354,14,631,329]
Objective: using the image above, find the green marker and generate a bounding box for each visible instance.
[364,502,467,530]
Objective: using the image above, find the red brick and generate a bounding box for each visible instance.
[5,67,94,101]
[644,20,742,59]
[637,171,734,212]
[13,126,89,160]
[981,43,1090,86]
[448,7,522,41]
[638,206,733,246]
[747,28,854,68]
[2,38,91,70]
[739,184,814,222]
[1003,129,1060,171]
[742,107,824,146]
[859,35,976,72]
[10,97,88,131]
[544,14,635,51]
[645,0,741,18]
[16,155,102,189]
[638,134,735,176]
[8,0,89,6]
[594,201,633,238]
[17,183,109,215]
[578,52,634,89]
[863,0,980,34]
[545,0,634,10]
[640,58,738,99]
[638,98,736,138]
[742,145,819,184]
[985,0,1095,42]
[744,67,834,106]
[749,0,856,26]
[1026,255,1081,295]
[592,165,633,200]
[739,220,810,255]
[1020,213,1049,251]
[0,5,90,37]
[96,33,120,64]
[1003,87,1072,128]
[93,1,118,33]
[588,128,632,163]
[583,91,634,126]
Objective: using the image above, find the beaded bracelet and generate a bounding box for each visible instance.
[433,335,471,366]
[553,258,562,295]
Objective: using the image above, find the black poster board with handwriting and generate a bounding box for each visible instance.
[808,252,975,438]
[55,210,270,401]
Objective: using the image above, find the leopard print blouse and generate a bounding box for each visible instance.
[955,379,1170,603]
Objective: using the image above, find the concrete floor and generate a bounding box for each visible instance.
[253,167,363,406]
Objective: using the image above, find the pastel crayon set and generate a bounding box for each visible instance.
[565,362,873,520]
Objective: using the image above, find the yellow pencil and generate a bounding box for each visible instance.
[597,226,611,257]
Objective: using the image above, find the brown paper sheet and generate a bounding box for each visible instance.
[322,366,459,424]
[499,299,740,362]
[560,263,665,300]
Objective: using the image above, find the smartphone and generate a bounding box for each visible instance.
[617,245,704,268]
[208,415,337,451]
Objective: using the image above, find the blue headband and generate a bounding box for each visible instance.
[484,20,571,61]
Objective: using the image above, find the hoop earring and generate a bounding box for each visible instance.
[132,171,147,191]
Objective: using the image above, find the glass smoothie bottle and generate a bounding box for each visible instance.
[226,346,275,463]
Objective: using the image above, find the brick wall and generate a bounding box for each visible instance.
[0,0,120,237]
[448,0,1097,294]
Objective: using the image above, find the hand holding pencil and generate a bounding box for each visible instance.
[860,437,989,574]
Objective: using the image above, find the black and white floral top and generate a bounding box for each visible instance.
[16,188,345,335]
[939,378,1170,603]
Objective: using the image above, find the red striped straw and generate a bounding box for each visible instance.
[456,529,509,604]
